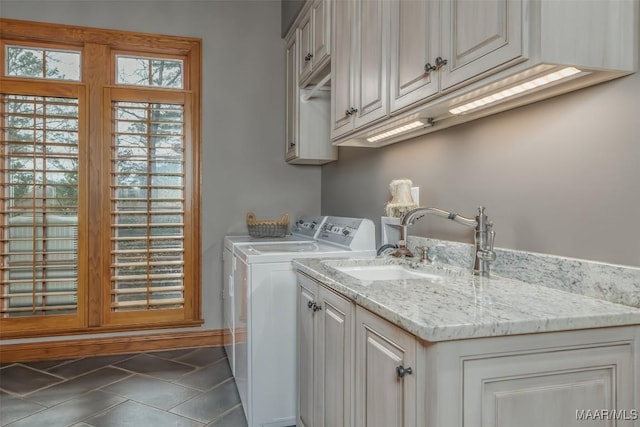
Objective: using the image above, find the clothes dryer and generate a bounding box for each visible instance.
[231,216,375,427]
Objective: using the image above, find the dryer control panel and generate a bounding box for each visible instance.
[318,216,375,251]
[291,216,327,239]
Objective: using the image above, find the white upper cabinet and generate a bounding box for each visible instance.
[299,0,332,87]
[285,32,299,161]
[331,0,390,139]
[352,0,389,129]
[311,0,331,75]
[389,0,439,112]
[285,2,337,165]
[330,0,355,139]
[337,0,524,135]
[298,13,313,84]
[439,0,524,90]
[331,0,638,147]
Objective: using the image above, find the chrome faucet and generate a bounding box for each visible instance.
[398,206,496,277]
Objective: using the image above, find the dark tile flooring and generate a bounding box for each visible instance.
[0,346,247,427]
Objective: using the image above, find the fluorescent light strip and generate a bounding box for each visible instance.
[366,119,432,143]
[449,67,581,115]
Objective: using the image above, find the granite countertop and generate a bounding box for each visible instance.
[293,257,640,342]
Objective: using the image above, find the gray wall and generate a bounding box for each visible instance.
[1,0,322,339]
[281,0,305,37]
[322,73,640,268]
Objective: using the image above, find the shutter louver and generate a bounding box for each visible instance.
[110,101,185,312]
[1,94,79,317]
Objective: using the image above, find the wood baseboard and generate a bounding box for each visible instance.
[0,329,228,363]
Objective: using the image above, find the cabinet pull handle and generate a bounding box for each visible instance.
[289,141,296,148]
[345,107,358,117]
[424,63,436,74]
[304,53,313,62]
[434,57,448,70]
[396,365,413,378]
[312,303,322,312]
[307,300,314,309]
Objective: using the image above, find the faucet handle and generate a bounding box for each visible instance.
[487,221,495,252]
[477,222,497,263]
[414,246,431,264]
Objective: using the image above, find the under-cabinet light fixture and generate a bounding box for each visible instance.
[366,118,434,143]
[449,67,582,115]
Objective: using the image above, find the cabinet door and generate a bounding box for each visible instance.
[311,0,331,73]
[389,0,439,112]
[440,0,524,90]
[316,286,353,427]
[330,0,355,139]
[297,277,317,427]
[355,307,416,427]
[353,0,389,129]
[299,11,313,84]
[285,32,299,160]
[463,344,635,427]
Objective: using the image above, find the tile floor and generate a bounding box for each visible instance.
[0,346,248,427]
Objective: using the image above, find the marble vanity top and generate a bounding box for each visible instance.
[293,257,640,342]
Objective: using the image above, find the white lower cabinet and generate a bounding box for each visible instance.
[429,328,638,427]
[465,346,630,427]
[296,273,639,427]
[298,273,354,427]
[297,273,417,427]
[355,306,417,427]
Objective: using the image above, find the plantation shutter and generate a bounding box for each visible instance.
[105,87,193,324]
[0,82,86,331]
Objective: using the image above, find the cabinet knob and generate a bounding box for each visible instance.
[396,365,413,378]
[345,109,352,117]
[347,107,358,115]
[304,53,313,62]
[307,300,314,309]
[434,57,448,70]
[312,303,322,312]
[424,63,436,74]
[289,141,296,148]
[425,57,448,74]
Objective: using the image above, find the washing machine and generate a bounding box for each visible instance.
[222,216,326,377]
[228,216,375,427]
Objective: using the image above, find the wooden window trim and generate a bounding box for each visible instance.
[0,80,88,335]
[0,19,198,54]
[0,19,202,339]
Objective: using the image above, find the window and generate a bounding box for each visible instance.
[6,44,82,81]
[1,20,201,337]
[115,55,183,88]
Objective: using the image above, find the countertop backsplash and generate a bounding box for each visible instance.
[406,237,640,309]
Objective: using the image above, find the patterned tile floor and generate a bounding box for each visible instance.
[0,346,247,426]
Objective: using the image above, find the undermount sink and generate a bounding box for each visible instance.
[332,264,446,283]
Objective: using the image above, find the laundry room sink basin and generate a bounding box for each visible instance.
[328,263,451,284]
